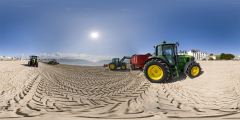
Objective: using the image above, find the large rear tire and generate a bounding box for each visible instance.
[143,59,170,83]
[185,62,201,78]
[109,63,116,70]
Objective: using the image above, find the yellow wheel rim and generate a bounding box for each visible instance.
[147,65,164,81]
[191,66,200,77]
[109,64,115,70]
[121,65,126,69]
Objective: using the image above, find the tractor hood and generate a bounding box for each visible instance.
[178,55,195,61]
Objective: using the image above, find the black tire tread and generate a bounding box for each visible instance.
[185,62,201,78]
[109,63,116,70]
[143,59,171,83]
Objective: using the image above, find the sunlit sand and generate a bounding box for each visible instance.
[0,61,239,120]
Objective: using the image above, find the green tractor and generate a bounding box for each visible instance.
[28,56,38,67]
[109,56,130,70]
[143,41,201,83]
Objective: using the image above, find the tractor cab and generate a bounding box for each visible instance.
[155,42,178,66]
[30,56,38,60]
[112,58,120,66]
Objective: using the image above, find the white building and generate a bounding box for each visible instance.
[179,50,208,60]
[234,55,240,60]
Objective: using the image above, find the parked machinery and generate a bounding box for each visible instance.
[143,41,202,83]
[48,59,59,65]
[108,56,131,70]
[130,53,151,70]
[28,56,38,67]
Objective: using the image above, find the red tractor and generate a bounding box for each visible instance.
[130,53,151,70]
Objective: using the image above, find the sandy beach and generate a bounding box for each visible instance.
[0,61,240,120]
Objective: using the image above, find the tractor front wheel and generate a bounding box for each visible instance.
[143,59,170,83]
[185,62,201,78]
[109,63,116,70]
[121,64,127,70]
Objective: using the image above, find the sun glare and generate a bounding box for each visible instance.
[90,32,99,39]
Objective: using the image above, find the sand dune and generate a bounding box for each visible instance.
[0,61,239,120]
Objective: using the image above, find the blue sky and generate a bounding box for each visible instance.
[1,0,240,57]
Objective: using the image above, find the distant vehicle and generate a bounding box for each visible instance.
[103,64,108,68]
[48,59,59,65]
[28,56,38,67]
[130,54,151,70]
[108,56,131,70]
[143,41,202,83]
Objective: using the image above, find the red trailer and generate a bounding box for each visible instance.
[130,54,151,70]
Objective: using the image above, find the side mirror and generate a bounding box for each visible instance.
[176,42,179,46]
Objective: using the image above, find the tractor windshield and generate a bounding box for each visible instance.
[162,45,174,56]
[112,58,119,63]
[156,45,175,56]
[163,45,176,65]
[157,44,176,65]
[156,46,162,56]
[30,56,38,59]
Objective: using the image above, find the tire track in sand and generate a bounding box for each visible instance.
[152,61,240,119]
[0,63,154,119]
[1,61,240,120]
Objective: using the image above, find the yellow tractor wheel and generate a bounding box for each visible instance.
[143,60,170,83]
[147,65,164,80]
[109,63,116,70]
[191,66,200,77]
[121,64,126,70]
[186,62,201,78]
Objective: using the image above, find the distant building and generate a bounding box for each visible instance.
[179,50,208,60]
[234,55,240,60]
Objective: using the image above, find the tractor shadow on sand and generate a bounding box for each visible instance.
[164,71,204,84]
[21,64,29,67]
[21,63,37,67]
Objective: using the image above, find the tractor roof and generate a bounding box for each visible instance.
[30,56,38,58]
[156,41,179,46]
